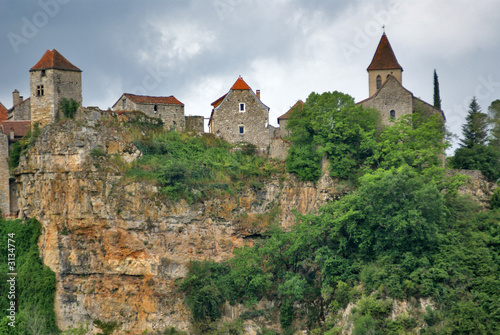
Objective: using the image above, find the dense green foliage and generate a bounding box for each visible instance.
[128,131,281,202]
[0,218,58,334]
[59,98,80,119]
[285,91,447,182]
[489,99,500,152]
[285,91,380,181]
[181,167,500,333]
[450,97,500,181]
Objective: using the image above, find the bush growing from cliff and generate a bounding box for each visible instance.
[0,218,58,334]
[59,98,79,119]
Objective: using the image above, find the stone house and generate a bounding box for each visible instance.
[357,33,445,124]
[112,93,186,131]
[9,90,31,121]
[209,76,271,149]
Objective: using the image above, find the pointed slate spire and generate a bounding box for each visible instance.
[367,33,403,72]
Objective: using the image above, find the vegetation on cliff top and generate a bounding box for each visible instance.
[127,131,283,202]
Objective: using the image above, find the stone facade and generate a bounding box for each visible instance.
[185,115,204,134]
[9,97,31,121]
[112,94,185,131]
[0,133,10,215]
[209,77,271,149]
[360,75,413,126]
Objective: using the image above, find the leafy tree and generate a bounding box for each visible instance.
[433,69,442,110]
[286,91,380,181]
[460,97,488,148]
[488,99,500,151]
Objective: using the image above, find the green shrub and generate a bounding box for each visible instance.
[60,98,80,119]
[491,187,500,209]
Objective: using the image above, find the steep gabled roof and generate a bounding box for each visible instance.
[0,120,31,139]
[30,49,81,72]
[367,33,403,71]
[121,93,184,106]
[211,93,228,108]
[278,100,304,124]
[231,76,252,90]
[0,102,8,124]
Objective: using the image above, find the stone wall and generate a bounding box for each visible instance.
[269,138,290,160]
[185,115,204,134]
[0,133,10,215]
[30,69,82,127]
[210,90,270,148]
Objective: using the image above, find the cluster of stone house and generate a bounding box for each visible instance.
[0,33,444,216]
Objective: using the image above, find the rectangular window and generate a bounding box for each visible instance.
[36,85,44,96]
[239,126,244,134]
[239,103,245,112]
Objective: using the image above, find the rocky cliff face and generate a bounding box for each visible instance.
[14,114,349,334]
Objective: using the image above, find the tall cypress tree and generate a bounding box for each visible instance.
[433,69,442,110]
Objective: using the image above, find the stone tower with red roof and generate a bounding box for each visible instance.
[209,76,270,149]
[367,32,403,97]
[30,49,82,127]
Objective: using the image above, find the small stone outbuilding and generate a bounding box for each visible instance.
[209,76,271,149]
[112,93,185,131]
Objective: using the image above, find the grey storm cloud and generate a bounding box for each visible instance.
[1,0,500,154]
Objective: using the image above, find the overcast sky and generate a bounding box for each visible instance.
[1,0,500,153]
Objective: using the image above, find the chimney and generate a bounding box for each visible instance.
[256,90,261,100]
[12,89,21,106]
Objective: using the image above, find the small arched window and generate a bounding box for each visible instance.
[153,105,158,113]
[376,75,382,89]
[390,110,396,120]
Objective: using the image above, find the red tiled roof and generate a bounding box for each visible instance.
[278,100,304,122]
[367,33,403,71]
[123,93,184,105]
[231,76,251,90]
[0,120,31,138]
[30,49,81,72]
[0,103,7,124]
[211,94,227,108]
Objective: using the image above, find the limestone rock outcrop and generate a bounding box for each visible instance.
[14,115,349,334]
